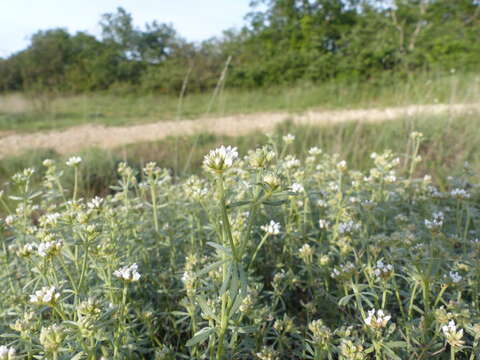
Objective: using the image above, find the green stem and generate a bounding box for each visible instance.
[150,181,159,233]
[77,237,90,292]
[73,167,78,201]
[218,175,238,262]
[247,234,269,271]
[451,346,456,360]
[408,282,418,321]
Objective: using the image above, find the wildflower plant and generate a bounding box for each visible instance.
[0,133,479,359]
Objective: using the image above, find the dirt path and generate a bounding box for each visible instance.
[1,103,478,158]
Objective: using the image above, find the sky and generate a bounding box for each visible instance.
[0,0,252,57]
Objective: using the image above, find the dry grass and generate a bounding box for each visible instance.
[0,102,478,158]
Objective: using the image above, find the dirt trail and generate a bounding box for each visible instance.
[0,103,478,158]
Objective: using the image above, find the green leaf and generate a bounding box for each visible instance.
[61,320,80,329]
[262,199,288,206]
[338,294,355,306]
[382,344,402,360]
[70,352,86,360]
[220,263,233,295]
[170,311,189,317]
[226,200,251,209]
[206,242,232,255]
[195,258,228,277]
[385,341,407,349]
[196,296,218,322]
[186,327,213,347]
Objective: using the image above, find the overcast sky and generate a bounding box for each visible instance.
[0,0,252,57]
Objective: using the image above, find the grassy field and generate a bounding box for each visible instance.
[0,70,478,132]
[0,71,480,359]
[1,110,479,202]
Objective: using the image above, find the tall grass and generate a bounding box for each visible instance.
[1,111,479,203]
[0,70,478,132]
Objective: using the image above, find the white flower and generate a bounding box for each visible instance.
[290,183,304,194]
[4,215,15,226]
[338,220,361,235]
[203,146,238,173]
[364,309,391,329]
[319,219,329,229]
[450,188,470,199]
[308,147,322,156]
[181,271,194,284]
[337,160,347,171]
[331,262,355,279]
[442,320,464,347]
[445,271,462,284]
[0,345,16,360]
[87,196,104,209]
[37,240,63,257]
[42,159,55,167]
[66,156,82,167]
[247,147,275,168]
[261,220,281,235]
[30,286,60,305]
[284,155,300,169]
[425,211,444,230]
[298,244,314,264]
[317,199,328,208]
[282,133,295,144]
[373,260,393,280]
[263,173,281,191]
[385,175,396,183]
[18,243,36,257]
[410,131,424,140]
[182,270,195,294]
[113,263,141,282]
[40,212,62,226]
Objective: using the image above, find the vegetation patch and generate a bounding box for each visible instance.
[0,132,479,359]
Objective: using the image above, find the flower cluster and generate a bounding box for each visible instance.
[40,324,64,353]
[298,243,314,264]
[364,309,391,330]
[247,146,275,169]
[66,156,82,167]
[331,262,355,280]
[318,219,330,229]
[113,263,141,282]
[263,173,281,191]
[37,240,63,257]
[203,146,239,173]
[0,346,16,360]
[261,220,281,236]
[308,319,332,344]
[445,271,462,284]
[30,286,61,305]
[450,188,470,199]
[282,133,295,144]
[442,320,464,347]
[425,211,444,230]
[289,183,304,194]
[338,221,361,235]
[373,260,393,280]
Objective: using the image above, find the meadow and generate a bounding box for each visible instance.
[1,132,479,359]
[0,71,480,359]
[0,70,478,133]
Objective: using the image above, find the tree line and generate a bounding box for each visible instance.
[0,0,479,95]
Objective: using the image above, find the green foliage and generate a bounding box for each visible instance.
[1,134,480,358]
[0,1,479,95]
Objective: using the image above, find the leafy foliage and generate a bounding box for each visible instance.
[1,133,480,359]
[0,1,479,95]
